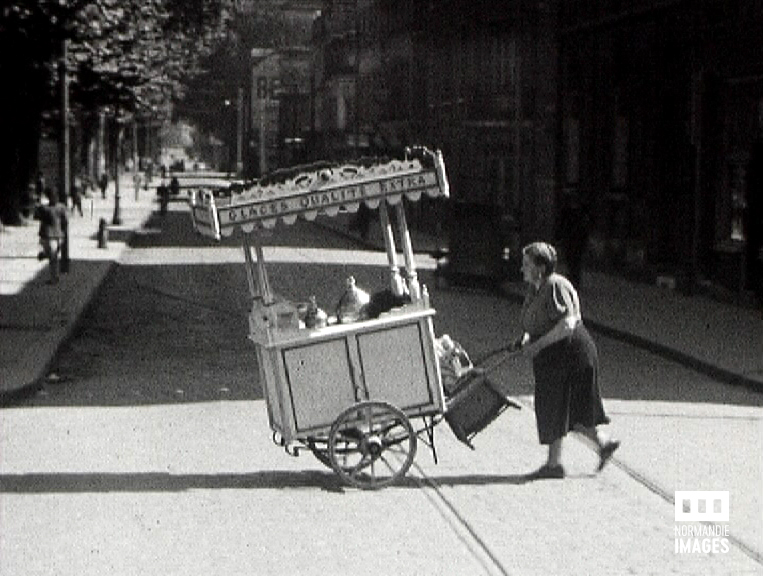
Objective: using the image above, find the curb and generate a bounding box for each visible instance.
[498,286,763,393]
[0,203,158,407]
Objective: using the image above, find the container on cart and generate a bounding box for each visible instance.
[444,369,518,450]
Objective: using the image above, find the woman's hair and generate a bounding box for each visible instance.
[523,242,557,276]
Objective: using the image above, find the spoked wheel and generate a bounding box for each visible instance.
[306,438,333,469]
[328,400,417,490]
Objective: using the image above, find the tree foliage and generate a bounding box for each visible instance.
[178,8,290,136]
[0,0,229,222]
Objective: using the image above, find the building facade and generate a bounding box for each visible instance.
[305,1,763,296]
[558,0,763,294]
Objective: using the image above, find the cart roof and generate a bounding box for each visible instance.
[189,150,449,239]
[167,174,244,188]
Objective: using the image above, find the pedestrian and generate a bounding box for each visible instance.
[513,241,619,479]
[133,171,142,200]
[99,173,108,199]
[170,176,180,197]
[35,172,45,204]
[70,176,84,216]
[145,160,153,189]
[35,188,69,284]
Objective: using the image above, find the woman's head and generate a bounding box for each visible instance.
[521,242,557,284]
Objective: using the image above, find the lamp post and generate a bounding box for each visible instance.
[59,37,70,205]
[112,120,123,225]
[237,86,244,175]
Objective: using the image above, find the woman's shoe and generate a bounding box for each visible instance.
[528,463,565,480]
[597,440,621,472]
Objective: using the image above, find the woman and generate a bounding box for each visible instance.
[516,242,619,479]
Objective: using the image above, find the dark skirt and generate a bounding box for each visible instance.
[532,323,609,445]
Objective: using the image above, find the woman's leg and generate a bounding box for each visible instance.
[573,424,607,449]
[574,424,620,471]
[547,438,563,467]
[47,238,60,282]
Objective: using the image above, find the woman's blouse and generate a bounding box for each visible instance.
[521,273,581,340]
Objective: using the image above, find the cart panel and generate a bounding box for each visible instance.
[357,323,434,411]
[283,340,358,431]
[258,347,283,433]
[261,311,444,442]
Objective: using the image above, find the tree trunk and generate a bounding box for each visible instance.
[0,70,45,225]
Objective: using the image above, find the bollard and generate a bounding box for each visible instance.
[97,218,108,249]
[159,185,169,215]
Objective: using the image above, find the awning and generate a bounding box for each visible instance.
[190,150,449,240]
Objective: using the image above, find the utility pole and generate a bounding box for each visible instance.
[355,0,361,158]
[59,37,70,204]
[112,117,123,225]
[237,86,244,175]
[259,98,267,177]
[133,118,139,172]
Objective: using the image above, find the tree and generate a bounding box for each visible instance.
[178,9,288,136]
[0,0,228,224]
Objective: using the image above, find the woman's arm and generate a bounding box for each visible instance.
[522,314,579,358]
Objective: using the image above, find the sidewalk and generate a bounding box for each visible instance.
[315,213,763,391]
[0,176,158,398]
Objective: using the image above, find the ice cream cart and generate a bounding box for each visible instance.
[189,148,516,489]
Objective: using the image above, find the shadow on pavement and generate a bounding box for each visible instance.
[0,469,596,494]
[0,470,346,493]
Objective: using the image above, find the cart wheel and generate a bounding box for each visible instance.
[306,438,333,470]
[328,400,417,490]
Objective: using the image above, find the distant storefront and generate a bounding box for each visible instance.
[559,1,763,294]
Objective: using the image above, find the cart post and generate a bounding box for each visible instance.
[379,202,406,297]
[242,235,258,300]
[393,202,421,301]
[253,240,273,304]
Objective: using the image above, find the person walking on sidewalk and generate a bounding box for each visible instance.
[513,241,619,479]
[70,176,84,217]
[35,172,46,204]
[35,188,69,284]
[99,173,108,200]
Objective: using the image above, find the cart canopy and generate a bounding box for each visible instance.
[189,150,449,239]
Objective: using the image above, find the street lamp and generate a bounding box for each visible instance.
[236,86,244,175]
[112,120,123,225]
[223,91,244,175]
[59,29,70,206]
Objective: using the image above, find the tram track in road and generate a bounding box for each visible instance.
[486,391,763,567]
[408,461,513,576]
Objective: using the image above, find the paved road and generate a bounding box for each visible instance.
[1,205,761,575]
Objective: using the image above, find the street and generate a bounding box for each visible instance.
[1,204,761,575]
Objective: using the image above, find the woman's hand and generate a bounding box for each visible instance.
[509,333,528,352]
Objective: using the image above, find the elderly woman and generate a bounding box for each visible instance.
[516,242,619,479]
